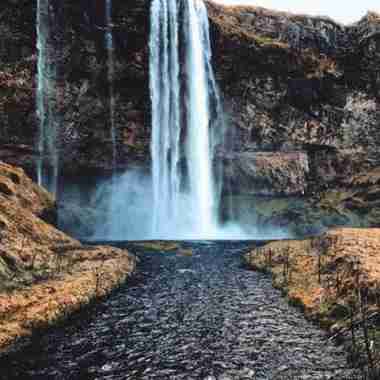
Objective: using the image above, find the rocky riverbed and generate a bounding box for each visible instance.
[0,241,360,379]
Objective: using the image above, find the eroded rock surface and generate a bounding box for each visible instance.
[1,1,380,231]
[207,2,380,197]
[223,151,309,196]
[0,0,150,176]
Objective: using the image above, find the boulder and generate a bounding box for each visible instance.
[223,151,309,196]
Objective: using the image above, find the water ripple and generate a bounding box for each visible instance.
[0,242,359,379]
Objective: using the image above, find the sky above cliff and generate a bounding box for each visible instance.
[213,0,380,24]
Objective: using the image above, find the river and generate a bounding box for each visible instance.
[0,241,359,379]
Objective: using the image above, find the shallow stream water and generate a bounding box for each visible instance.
[0,241,359,379]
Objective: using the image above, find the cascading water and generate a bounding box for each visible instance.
[185,0,218,236]
[68,0,288,241]
[150,0,222,239]
[150,0,181,235]
[36,0,46,188]
[36,0,59,195]
[105,0,117,168]
[85,0,286,241]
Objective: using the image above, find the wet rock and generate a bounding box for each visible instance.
[208,2,380,207]
[222,151,309,196]
[1,1,379,183]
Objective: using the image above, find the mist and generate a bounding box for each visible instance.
[59,168,291,242]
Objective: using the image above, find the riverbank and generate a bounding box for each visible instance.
[245,228,380,375]
[0,241,359,379]
[0,162,135,352]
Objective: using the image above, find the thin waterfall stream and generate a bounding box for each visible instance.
[36,0,47,188]
[36,0,59,195]
[105,0,117,169]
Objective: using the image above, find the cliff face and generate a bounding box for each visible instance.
[0,0,150,175]
[206,2,380,232]
[207,2,380,196]
[1,0,380,233]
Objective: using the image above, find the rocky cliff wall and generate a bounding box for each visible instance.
[207,2,380,196]
[1,0,380,232]
[0,0,150,175]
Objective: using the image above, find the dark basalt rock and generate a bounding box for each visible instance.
[0,0,150,176]
[222,151,309,196]
[207,3,380,202]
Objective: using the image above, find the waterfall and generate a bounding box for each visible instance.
[184,0,216,236]
[150,0,222,238]
[36,0,59,195]
[75,0,282,241]
[105,0,117,168]
[36,0,46,188]
[150,0,181,235]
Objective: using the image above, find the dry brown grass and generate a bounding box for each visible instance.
[246,228,380,375]
[246,228,380,323]
[0,162,136,352]
[135,241,180,252]
[0,246,135,351]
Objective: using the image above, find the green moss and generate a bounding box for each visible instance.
[135,241,179,252]
[288,295,305,311]
[254,35,276,45]
[0,87,15,100]
[251,34,289,49]
[370,328,380,351]
[329,303,350,320]
[319,300,331,316]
